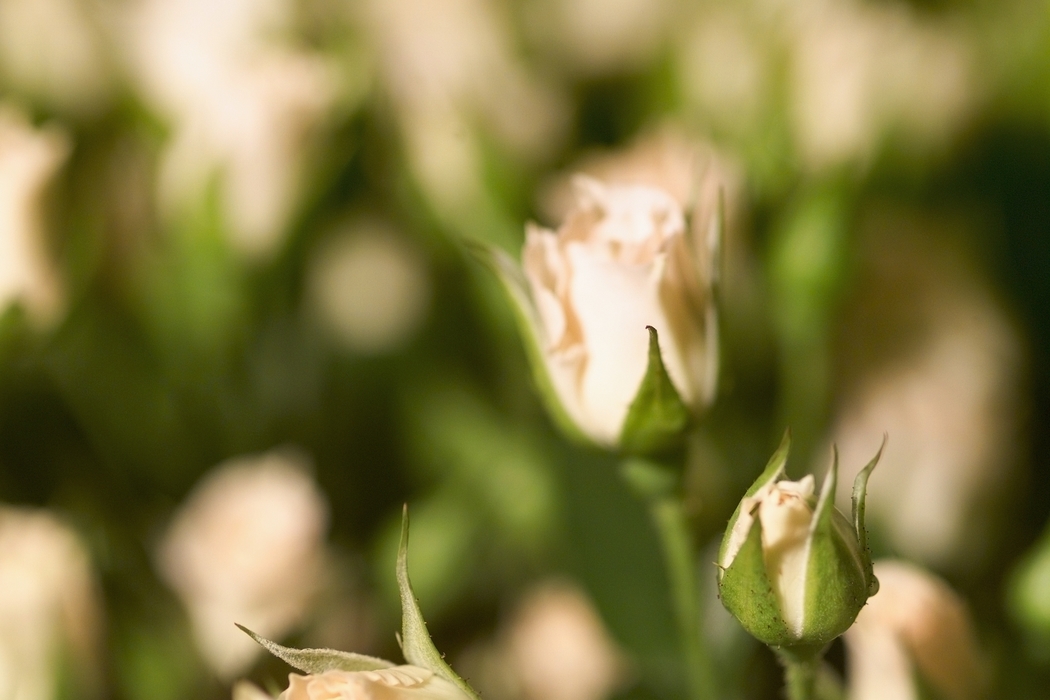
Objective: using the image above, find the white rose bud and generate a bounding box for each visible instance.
[846,560,986,700]
[718,434,880,652]
[480,175,719,453]
[276,666,471,700]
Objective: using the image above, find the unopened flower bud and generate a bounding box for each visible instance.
[477,175,722,455]
[717,434,880,652]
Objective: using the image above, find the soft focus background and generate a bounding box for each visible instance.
[2,0,1050,698]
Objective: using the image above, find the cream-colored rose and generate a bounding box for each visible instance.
[122,0,338,258]
[0,507,102,700]
[0,105,69,326]
[277,666,470,700]
[845,560,985,700]
[722,475,815,636]
[522,177,717,445]
[158,449,329,678]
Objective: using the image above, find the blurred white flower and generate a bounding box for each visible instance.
[830,219,1023,570]
[276,667,471,700]
[0,0,112,115]
[676,0,976,170]
[123,0,338,258]
[360,0,565,219]
[459,580,626,700]
[0,105,69,326]
[504,582,626,700]
[524,0,675,75]
[158,449,329,678]
[678,11,768,135]
[845,560,985,700]
[523,177,717,445]
[0,506,102,700]
[307,221,429,354]
[787,0,975,169]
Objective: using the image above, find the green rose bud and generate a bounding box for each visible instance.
[717,433,881,653]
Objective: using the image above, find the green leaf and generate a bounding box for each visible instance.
[718,431,790,567]
[851,436,884,596]
[397,506,482,700]
[719,511,794,647]
[236,625,393,674]
[618,326,691,456]
[466,241,587,444]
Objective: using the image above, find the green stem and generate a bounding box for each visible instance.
[622,460,716,700]
[777,650,822,700]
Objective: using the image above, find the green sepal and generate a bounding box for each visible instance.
[718,430,790,568]
[618,326,691,456]
[236,624,393,674]
[397,506,482,700]
[802,452,869,647]
[851,437,884,597]
[719,508,794,647]
[466,241,588,444]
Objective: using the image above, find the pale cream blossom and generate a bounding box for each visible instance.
[830,219,1023,570]
[123,0,338,258]
[307,221,429,354]
[522,178,717,445]
[524,0,676,75]
[360,0,565,219]
[0,106,69,326]
[0,0,112,115]
[277,666,470,700]
[721,476,816,636]
[457,581,626,700]
[676,0,976,170]
[0,507,102,700]
[505,582,626,700]
[845,560,985,700]
[158,449,329,678]
[786,0,975,169]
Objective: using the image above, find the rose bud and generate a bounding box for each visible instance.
[717,433,881,653]
[476,175,720,454]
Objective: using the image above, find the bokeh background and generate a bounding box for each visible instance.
[3,0,1050,698]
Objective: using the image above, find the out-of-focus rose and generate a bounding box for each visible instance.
[523,0,675,76]
[0,0,112,115]
[123,0,338,258]
[275,666,470,700]
[505,582,626,700]
[0,105,69,326]
[521,177,717,446]
[306,221,430,354]
[830,217,1023,570]
[845,560,985,700]
[0,506,102,700]
[360,0,565,221]
[787,0,974,170]
[158,449,329,678]
[455,580,627,700]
